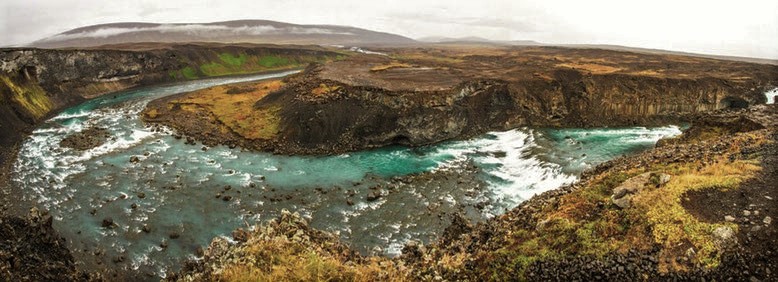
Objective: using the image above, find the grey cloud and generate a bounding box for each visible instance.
[388,12,537,33]
[461,18,537,32]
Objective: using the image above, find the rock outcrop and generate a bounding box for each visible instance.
[169,210,407,282]
[0,208,97,281]
[59,127,111,150]
[255,64,519,154]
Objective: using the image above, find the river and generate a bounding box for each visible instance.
[11,71,682,279]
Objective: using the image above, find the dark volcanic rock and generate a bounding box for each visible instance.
[101,217,115,228]
[0,208,95,280]
[441,213,474,243]
[232,228,249,242]
[366,191,382,202]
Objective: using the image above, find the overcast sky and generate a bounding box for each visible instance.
[1,0,776,59]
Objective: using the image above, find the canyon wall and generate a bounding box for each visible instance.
[2,45,776,158]
[510,69,770,127]
[256,62,776,154]
[0,45,341,161]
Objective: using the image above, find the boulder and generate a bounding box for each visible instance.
[366,191,382,202]
[535,218,551,231]
[612,195,633,209]
[101,217,114,228]
[401,240,424,263]
[649,172,672,187]
[712,226,737,249]
[659,173,672,185]
[611,173,651,209]
[232,228,249,242]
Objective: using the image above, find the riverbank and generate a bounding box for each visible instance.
[0,142,32,219]
[173,105,777,281]
[1,140,96,280]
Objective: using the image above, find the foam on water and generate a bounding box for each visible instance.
[408,129,578,213]
[11,70,683,278]
[766,88,777,104]
[50,110,93,121]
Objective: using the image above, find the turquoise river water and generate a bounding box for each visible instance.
[12,71,683,278]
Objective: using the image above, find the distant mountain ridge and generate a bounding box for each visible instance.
[26,20,776,65]
[30,20,417,48]
[417,36,540,46]
[561,44,778,65]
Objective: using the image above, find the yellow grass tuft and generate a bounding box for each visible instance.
[631,160,760,270]
[0,76,53,120]
[172,80,285,140]
[311,83,341,96]
[370,62,413,72]
[556,63,622,74]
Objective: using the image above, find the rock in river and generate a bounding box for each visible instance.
[366,191,382,202]
[101,217,115,228]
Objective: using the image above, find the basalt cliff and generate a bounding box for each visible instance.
[143,46,778,155]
